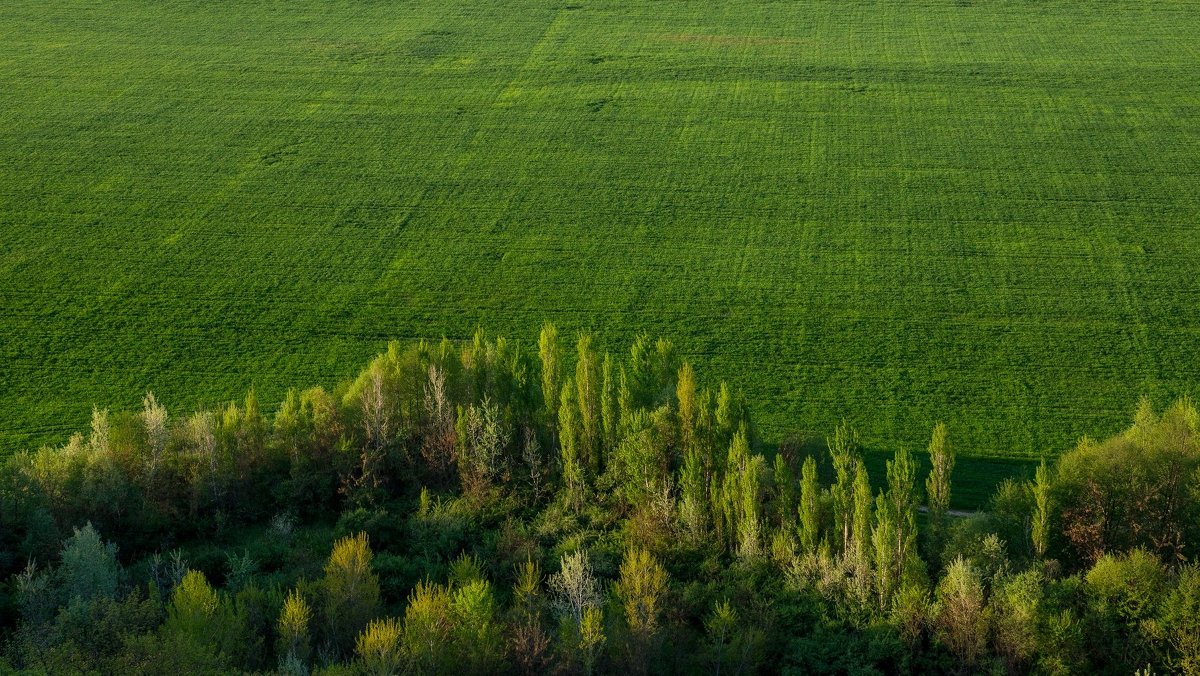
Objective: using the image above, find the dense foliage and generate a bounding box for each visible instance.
[2,327,1199,674]
[4,0,1200,457]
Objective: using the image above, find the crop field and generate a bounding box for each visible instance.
[2,0,1200,480]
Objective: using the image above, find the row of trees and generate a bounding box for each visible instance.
[1,325,1199,674]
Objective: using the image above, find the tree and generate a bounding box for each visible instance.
[455,398,508,498]
[722,430,762,558]
[579,606,606,676]
[798,455,820,553]
[550,550,602,631]
[705,599,737,676]
[1032,458,1052,561]
[576,333,601,475]
[1056,399,1200,565]
[991,570,1042,672]
[872,493,899,607]
[558,380,585,509]
[422,364,457,479]
[773,453,796,531]
[323,532,381,655]
[539,323,563,433]
[614,548,668,671]
[886,447,919,593]
[1157,564,1200,674]
[141,392,169,480]
[355,617,403,676]
[1085,549,1166,669]
[851,460,873,583]
[550,551,605,675]
[277,588,312,666]
[933,557,988,666]
[601,353,618,455]
[510,559,549,675]
[828,421,860,556]
[677,362,698,453]
[162,570,246,666]
[58,523,119,606]
[924,422,954,565]
[402,580,453,674]
[452,580,503,673]
[715,382,734,434]
[680,443,708,539]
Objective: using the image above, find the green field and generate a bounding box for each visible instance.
[3,0,1199,460]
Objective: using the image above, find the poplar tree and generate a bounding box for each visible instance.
[617,366,634,434]
[738,455,764,559]
[924,422,954,565]
[828,421,860,556]
[723,430,762,558]
[851,460,873,579]
[559,380,584,509]
[875,447,918,606]
[539,323,562,432]
[401,580,453,674]
[355,617,404,676]
[798,456,821,553]
[677,362,697,453]
[614,548,669,670]
[715,382,734,434]
[323,532,381,655]
[934,557,988,665]
[628,333,655,409]
[680,444,708,538]
[1032,458,1052,560]
[510,559,549,674]
[773,454,796,531]
[576,334,600,475]
[720,430,746,553]
[872,493,899,606]
[277,589,312,665]
[601,353,617,455]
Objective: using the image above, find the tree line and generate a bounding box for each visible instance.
[0,324,1198,674]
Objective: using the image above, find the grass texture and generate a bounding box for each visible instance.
[2,0,1199,467]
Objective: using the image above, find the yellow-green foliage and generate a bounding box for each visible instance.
[163,570,245,664]
[324,532,381,652]
[402,580,453,673]
[614,548,668,638]
[277,588,312,662]
[452,579,503,672]
[355,617,403,676]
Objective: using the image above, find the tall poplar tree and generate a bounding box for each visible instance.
[1032,459,1052,560]
[774,454,796,532]
[539,323,562,433]
[828,421,860,556]
[601,353,617,456]
[924,422,954,566]
[852,460,873,579]
[559,380,584,509]
[677,362,697,454]
[877,447,918,606]
[576,334,600,475]
[798,455,821,553]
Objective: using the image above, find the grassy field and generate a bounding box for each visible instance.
[2,1,1199,473]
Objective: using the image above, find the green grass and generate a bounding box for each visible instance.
[3,0,1199,465]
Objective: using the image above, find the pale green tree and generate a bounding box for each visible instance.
[798,456,821,553]
[539,322,563,432]
[924,422,954,564]
[323,532,381,655]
